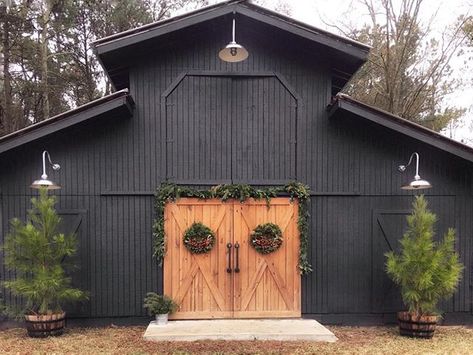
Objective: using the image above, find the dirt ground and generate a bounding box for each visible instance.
[1,325,473,354]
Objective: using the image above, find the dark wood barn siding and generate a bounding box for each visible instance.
[0,17,472,322]
[165,74,297,183]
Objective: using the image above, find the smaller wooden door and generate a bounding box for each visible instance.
[164,199,233,319]
[233,199,300,318]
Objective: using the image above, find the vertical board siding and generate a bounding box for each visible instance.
[0,19,472,322]
[165,75,297,183]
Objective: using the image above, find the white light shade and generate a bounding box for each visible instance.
[401,177,432,190]
[31,178,61,190]
[219,42,249,62]
[219,18,248,63]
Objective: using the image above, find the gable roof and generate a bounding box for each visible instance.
[328,94,473,164]
[92,0,370,95]
[0,89,134,155]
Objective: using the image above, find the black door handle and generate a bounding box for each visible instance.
[234,242,240,273]
[226,243,232,273]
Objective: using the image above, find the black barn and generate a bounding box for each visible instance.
[1,0,472,325]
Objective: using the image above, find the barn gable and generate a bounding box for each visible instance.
[93,0,370,95]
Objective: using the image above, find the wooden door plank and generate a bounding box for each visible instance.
[195,257,227,310]
[279,206,294,232]
[266,259,293,308]
[174,262,199,305]
[240,259,267,310]
[169,203,188,232]
[210,206,227,231]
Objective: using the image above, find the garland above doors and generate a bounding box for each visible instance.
[153,182,313,274]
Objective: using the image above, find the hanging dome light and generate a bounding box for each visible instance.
[219,18,248,62]
[398,152,432,190]
[31,151,61,190]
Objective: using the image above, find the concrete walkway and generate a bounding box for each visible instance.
[143,319,337,342]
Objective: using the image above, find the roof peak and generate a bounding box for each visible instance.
[93,0,370,51]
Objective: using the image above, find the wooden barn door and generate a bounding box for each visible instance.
[233,199,300,318]
[164,199,233,319]
[164,198,300,319]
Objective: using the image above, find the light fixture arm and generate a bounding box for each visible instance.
[398,152,420,180]
[41,150,60,180]
[232,17,237,43]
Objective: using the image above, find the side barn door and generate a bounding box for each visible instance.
[57,210,88,316]
[371,210,408,313]
[372,197,456,314]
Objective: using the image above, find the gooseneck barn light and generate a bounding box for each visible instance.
[218,16,248,62]
[31,150,61,190]
[398,152,432,190]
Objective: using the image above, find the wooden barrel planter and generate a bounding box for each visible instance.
[398,311,438,339]
[24,312,66,338]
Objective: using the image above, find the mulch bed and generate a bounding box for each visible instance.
[0,325,473,354]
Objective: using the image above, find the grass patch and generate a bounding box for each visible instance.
[0,325,472,354]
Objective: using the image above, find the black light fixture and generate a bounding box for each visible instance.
[398,152,432,190]
[31,151,61,190]
[218,15,248,62]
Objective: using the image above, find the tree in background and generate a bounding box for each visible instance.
[465,15,473,43]
[343,0,470,132]
[0,0,208,137]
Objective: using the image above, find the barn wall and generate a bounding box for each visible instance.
[0,18,472,323]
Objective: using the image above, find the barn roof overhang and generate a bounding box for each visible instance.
[0,89,134,155]
[92,0,370,95]
[328,94,473,164]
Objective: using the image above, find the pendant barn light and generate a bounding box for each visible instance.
[218,17,248,62]
[398,152,432,190]
[31,150,61,190]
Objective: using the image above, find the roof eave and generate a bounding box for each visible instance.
[0,90,134,155]
[328,96,473,164]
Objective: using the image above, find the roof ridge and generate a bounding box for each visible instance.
[92,0,370,52]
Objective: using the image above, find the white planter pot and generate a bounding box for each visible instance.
[155,313,169,325]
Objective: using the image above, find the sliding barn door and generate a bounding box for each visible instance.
[164,199,233,319]
[233,198,301,318]
[163,198,300,319]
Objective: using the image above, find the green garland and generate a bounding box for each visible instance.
[250,223,283,254]
[183,222,216,254]
[153,182,313,274]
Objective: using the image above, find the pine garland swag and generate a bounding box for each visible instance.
[250,223,283,254]
[183,222,216,254]
[153,182,313,274]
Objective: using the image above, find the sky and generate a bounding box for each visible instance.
[210,0,473,145]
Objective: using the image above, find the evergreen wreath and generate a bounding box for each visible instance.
[250,223,283,254]
[183,222,215,254]
[153,182,312,274]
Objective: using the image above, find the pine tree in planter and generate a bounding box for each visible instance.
[385,195,463,338]
[2,189,87,337]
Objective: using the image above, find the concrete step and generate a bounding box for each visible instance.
[143,319,337,342]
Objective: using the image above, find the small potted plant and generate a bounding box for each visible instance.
[143,292,178,325]
[385,195,463,338]
[2,189,87,337]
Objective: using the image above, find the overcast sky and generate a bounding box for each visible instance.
[211,0,473,144]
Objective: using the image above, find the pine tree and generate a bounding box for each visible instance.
[385,195,463,316]
[2,189,86,315]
